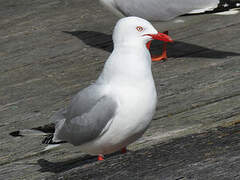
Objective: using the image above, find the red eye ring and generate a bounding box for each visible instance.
[136,26,143,32]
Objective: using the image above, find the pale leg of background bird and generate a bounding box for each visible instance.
[147,31,169,61]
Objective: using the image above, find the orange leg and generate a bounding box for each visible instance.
[98,154,104,161]
[121,147,127,154]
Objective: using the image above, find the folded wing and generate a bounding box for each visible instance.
[53,94,117,145]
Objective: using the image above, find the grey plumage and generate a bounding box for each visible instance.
[10,84,118,147]
[106,0,219,21]
[101,0,240,21]
[52,84,118,146]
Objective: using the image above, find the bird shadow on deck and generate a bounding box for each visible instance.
[37,151,129,174]
[38,123,240,179]
[37,155,96,173]
[63,30,240,59]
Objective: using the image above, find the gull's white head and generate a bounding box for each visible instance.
[112,16,172,47]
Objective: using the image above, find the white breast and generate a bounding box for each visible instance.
[78,35,157,155]
[79,80,157,155]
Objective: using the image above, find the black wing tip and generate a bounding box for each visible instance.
[183,0,240,17]
[9,131,23,137]
[42,134,67,144]
[9,123,55,137]
[42,134,54,144]
[213,0,240,13]
[32,123,55,134]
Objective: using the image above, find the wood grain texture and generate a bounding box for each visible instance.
[47,122,240,180]
[0,0,240,179]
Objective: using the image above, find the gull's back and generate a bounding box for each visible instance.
[100,0,219,21]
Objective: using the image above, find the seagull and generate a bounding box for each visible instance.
[11,17,172,161]
[100,0,240,61]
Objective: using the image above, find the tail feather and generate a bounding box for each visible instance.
[9,129,46,137]
[9,123,55,137]
[10,121,67,149]
[43,144,61,151]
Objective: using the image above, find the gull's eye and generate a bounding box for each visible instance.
[136,26,143,32]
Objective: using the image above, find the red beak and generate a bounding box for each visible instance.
[145,32,173,42]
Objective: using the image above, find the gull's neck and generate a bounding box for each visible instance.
[97,42,153,85]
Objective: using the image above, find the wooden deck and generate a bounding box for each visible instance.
[0,0,240,179]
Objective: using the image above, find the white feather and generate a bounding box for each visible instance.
[43,144,61,151]
[214,9,239,15]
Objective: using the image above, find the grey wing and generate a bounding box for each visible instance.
[49,84,104,124]
[53,95,118,146]
[114,0,219,21]
[49,108,67,124]
[65,84,106,120]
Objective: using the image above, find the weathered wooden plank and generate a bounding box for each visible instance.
[0,0,240,179]
[45,122,240,180]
